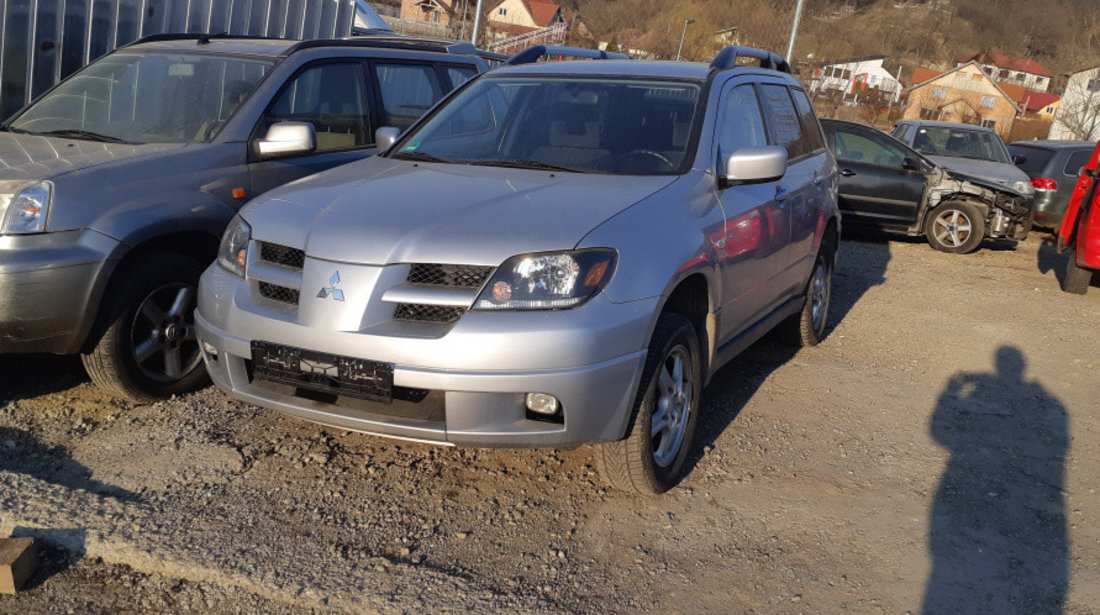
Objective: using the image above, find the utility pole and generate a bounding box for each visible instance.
[460,0,470,41]
[471,0,484,46]
[785,0,805,63]
[676,19,695,62]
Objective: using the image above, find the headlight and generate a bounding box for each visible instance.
[217,216,251,277]
[473,249,616,310]
[0,180,53,234]
[1012,180,1034,196]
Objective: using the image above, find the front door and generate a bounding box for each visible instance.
[831,124,928,227]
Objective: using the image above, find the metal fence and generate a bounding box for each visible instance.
[0,0,388,119]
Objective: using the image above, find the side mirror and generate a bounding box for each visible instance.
[902,157,921,171]
[722,146,787,187]
[1012,153,1026,165]
[375,126,401,152]
[256,122,316,159]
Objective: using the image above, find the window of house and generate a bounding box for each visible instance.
[932,87,947,99]
[920,107,939,120]
[980,96,996,108]
[972,73,984,81]
[999,69,1009,79]
[980,119,996,129]
[842,70,852,80]
[1088,79,1100,93]
[498,7,507,15]
[432,10,440,22]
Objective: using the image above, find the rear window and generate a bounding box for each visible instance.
[1009,146,1055,175]
[1064,150,1093,177]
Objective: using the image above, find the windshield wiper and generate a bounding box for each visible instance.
[390,151,452,163]
[36,129,136,144]
[467,159,589,173]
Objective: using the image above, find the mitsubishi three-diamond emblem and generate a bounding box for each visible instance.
[317,271,345,301]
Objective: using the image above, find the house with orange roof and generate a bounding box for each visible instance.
[484,0,587,51]
[903,62,1024,136]
[399,0,460,26]
[956,51,1053,93]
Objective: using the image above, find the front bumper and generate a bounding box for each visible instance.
[195,263,656,448]
[0,230,120,354]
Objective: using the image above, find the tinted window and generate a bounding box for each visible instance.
[1064,150,1093,177]
[264,62,371,152]
[790,88,825,154]
[717,85,768,164]
[374,63,444,130]
[445,65,478,89]
[759,84,804,159]
[1008,146,1054,175]
[834,128,907,167]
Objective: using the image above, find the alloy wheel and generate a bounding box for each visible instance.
[129,283,201,383]
[651,345,694,468]
[933,209,973,249]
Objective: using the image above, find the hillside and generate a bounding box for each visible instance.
[560,0,1100,88]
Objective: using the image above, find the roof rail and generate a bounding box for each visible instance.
[123,33,283,48]
[710,46,791,74]
[506,45,630,66]
[286,36,481,56]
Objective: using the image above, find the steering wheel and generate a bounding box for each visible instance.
[621,149,676,170]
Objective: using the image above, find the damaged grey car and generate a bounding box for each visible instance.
[822,119,1031,253]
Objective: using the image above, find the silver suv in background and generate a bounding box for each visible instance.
[196,46,840,494]
[0,34,491,401]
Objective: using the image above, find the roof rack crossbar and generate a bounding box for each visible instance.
[710,46,791,74]
[123,33,285,48]
[506,45,630,66]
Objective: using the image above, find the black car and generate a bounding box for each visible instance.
[1008,140,1096,230]
[821,119,1031,253]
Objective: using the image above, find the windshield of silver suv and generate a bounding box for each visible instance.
[8,51,274,144]
[389,76,703,175]
[910,126,1011,163]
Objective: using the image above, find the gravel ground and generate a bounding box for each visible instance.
[1,232,1098,614]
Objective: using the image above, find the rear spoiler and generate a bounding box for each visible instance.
[506,45,630,66]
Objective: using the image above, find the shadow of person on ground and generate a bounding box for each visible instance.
[0,427,140,502]
[923,346,1068,614]
[0,354,89,403]
[687,234,893,479]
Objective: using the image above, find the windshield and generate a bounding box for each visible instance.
[389,76,703,175]
[9,51,274,144]
[910,126,1011,164]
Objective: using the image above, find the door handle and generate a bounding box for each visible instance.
[814,171,824,185]
[775,186,789,202]
[839,169,856,177]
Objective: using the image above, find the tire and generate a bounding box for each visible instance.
[594,313,701,495]
[1062,253,1092,295]
[779,235,835,347]
[82,252,209,402]
[925,200,985,254]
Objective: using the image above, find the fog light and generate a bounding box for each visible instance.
[525,393,559,415]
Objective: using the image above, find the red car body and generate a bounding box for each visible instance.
[1057,142,1100,292]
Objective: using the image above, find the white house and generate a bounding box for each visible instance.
[1049,66,1100,141]
[810,55,902,99]
[956,52,1052,93]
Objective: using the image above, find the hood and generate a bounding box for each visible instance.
[244,157,678,266]
[926,155,1030,192]
[0,132,181,180]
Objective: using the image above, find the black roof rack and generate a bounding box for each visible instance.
[286,36,481,56]
[506,45,630,66]
[710,46,791,74]
[123,33,284,48]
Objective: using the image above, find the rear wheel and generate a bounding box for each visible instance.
[1062,252,1093,295]
[925,200,985,253]
[594,313,701,495]
[780,235,835,347]
[82,253,209,402]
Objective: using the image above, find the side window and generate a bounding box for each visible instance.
[445,65,479,89]
[374,62,444,130]
[263,62,371,152]
[790,88,825,154]
[834,128,907,167]
[759,84,805,159]
[1064,150,1092,177]
[717,84,768,164]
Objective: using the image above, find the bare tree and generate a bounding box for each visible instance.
[1054,73,1100,140]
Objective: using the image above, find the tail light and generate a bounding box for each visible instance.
[1031,177,1058,191]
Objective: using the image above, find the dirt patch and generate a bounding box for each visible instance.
[1,233,1098,613]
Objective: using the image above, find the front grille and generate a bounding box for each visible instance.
[259,242,305,269]
[407,263,492,289]
[259,282,300,305]
[393,303,466,324]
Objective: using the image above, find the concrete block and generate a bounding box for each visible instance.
[0,537,36,594]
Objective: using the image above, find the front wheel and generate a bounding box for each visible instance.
[925,200,985,253]
[594,313,701,495]
[82,253,209,402]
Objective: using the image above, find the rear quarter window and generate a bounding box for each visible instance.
[1009,146,1055,175]
[1064,150,1093,177]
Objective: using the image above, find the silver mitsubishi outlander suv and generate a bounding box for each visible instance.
[196,46,840,494]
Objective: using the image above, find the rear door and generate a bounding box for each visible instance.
[827,123,927,227]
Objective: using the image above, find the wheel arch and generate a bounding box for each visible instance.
[655,272,714,379]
